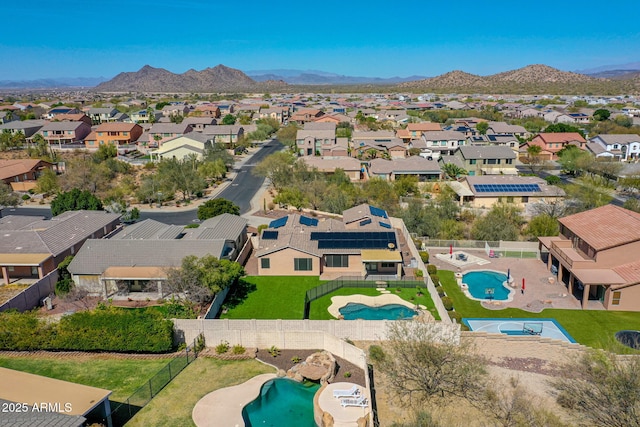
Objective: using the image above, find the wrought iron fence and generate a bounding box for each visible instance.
[110,333,204,426]
[303,276,423,319]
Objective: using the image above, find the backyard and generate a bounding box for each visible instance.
[439,269,640,351]
[0,356,171,403]
[126,358,273,427]
[221,276,439,320]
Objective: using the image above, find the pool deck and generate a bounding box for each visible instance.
[430,249,604,311]
[318,382,371,427]
[192,373,276,427]
[327,294,425,319]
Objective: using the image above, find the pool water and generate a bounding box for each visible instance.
[462,271,510,300]
[339,303,417,320]
[242,378,320,427]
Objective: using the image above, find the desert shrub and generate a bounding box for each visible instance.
[419,251,430,263]
[369,345,386,363]
[441,296,453,311]
[55,279,73,296]
[216,341,230,354]
[426,265,437,275]
[268,345,280,357]
[448,311,462,324]
[21,194,30,200]
[415,270,424,278]
[429,274,440,286]
[291,355,302,363]
[232,344,246,355]
[344,371,352,378]
[435,286,445,297]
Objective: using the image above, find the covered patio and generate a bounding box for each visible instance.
[361,249,403,278]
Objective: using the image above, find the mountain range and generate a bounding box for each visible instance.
[246,69,428,85]
[0,76,107,89]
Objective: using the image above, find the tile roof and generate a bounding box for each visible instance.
[67,239,227,275]
[111,219,185,240]
[458,145,517,159]
[304,122,336,131]
[95,122,140,132]
[149,123,192,133]
[299,156,362,171]
[590,134,640,145]
[202,125,243,135]
[612,259,640,287]
[421,130,467,141]
[406,122,442,132]
[0,159,53,181]
[369,157,441,175]
[537,132,586,143]
[40,121,86,131]
[559,205,640,251]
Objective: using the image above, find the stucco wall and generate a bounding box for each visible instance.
[258,248,320,276]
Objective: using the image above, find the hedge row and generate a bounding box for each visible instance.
[0,308,174,353]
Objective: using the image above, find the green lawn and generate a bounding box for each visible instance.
[438,270,640,351]
[0,357,171,403]
[309,287,441,320]
[221,276,323,319]
[127,358,273,427]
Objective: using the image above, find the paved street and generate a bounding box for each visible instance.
[3,139,284,225]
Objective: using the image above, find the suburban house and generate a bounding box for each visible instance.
[193,104,220,118]
[368,157,441,181]
[67,214,248,298]
[487,122,528,138]
[0,211,121,285]
[441,145,517,176]
[538,205,640,311]
[353,138,406,159]
[43,107,80,120]
[255,205,403,279]
[161,104,190,117]
[202,125,244,146]
[556,113,590,124]
[147,123,193,148]
[406,122,442,138]
[290,108,324,124]
[150,133,212,161]
[182,117,217,131]
[0,159,56,191]
[418,130,467,158]
[447,175,565,208]
[129,109,162,123]
[296,123,336,156]
[298,156,363,182]
[0,119,45,138]
[587,134,640,161]
[53,113,93,126]
[525,132,587,160]
[38,121,92,147]
[258,107,290,123]
[86,108,119,124]
[88,123,143,150]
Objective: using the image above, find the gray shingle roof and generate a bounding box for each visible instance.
[67,239,227,275]
[369,157,441,175]
[39,121,85,131]
[183,214,247,240]
[111,219,185,240]
[0,399,85,426]
[149,123,192,134]
[458,145,516,160]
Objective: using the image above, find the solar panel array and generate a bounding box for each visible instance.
[299,216,319,227]
[473,184,541,193]
[379,222,391,229]
[359,218,372,226]
[269,216,288,229]
[369,206,388,219]
[310,231,396,249]
[262,231,279,240]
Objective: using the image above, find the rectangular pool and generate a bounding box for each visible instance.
[463,318,576,344]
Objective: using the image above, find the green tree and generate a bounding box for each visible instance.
[253,152,296,191]
[393,175,419,197]
[471,203,523,241]
[276,123,299,148]
[222,114,236,125]
[442,163,468,180]
[613,114,633,128]
[526,145,544,174]
[557,145,593,176]
[593,108,611,121]
[55,255,75,296]
[476,121,489,135]
[563,177,613,212]
[92,143,117,162]
[544,123,585,137]
[362,178,398,213]
[623,198,640,213]
[0,182,20,208]
[156,156,206,201]
[197,198,240,220]
[198,158,227,182]
[525,214,559,239]
[274,187,306,209]
[51,189,103,216]
[35,168,60,194]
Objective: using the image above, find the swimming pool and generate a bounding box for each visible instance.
[464,318,576,343]
[462,270,511,301]
[339,302,418,320]
[242,378,320,427]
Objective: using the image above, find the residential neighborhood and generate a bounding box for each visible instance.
[3,39,640,427]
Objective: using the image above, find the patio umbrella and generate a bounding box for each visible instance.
[450,244,453,256]
[507,269,511,282]
[522,278,526,291]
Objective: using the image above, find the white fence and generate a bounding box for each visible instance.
[391,217,451,322]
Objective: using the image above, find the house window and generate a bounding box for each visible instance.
[123,132,128,136]
[380,262,396,268]
[469,159,476,165]
[506,196,514,203]
[522,196,529,203]
[31,267,38,276]
[261,258,270,269]
[506,159,513,164]
[98,132,103,136]
[326,255,349,268]
[440,141,447,146]
[486,159,497,165]
[8,266,14,272]
[612,291,621,305]
[294,258,313,271]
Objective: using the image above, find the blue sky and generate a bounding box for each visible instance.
[2,0,639,80]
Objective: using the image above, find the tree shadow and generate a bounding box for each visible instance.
[223,278,257,309]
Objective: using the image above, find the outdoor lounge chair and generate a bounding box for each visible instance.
[333,385,360,398]
[340,396,368,408]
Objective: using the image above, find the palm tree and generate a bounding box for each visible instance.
[442,163,468,180]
